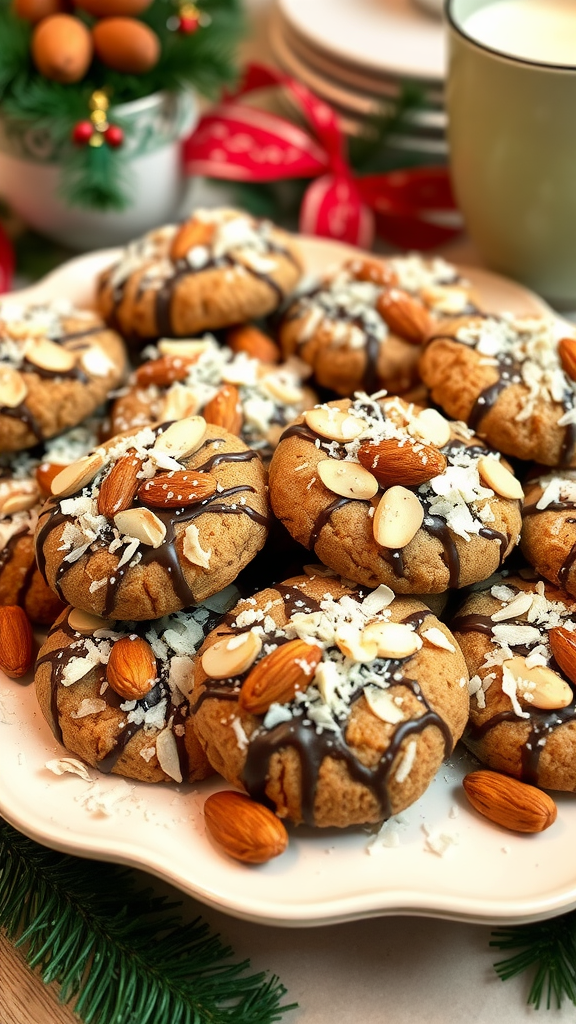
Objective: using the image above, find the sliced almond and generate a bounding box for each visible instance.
[502,655,573,710]
[152,416,207,461]
[201,630,263,679]
[421,627,456,653]
[335,624,378,663]
[490,591,534,622]
[407,408,451,448]
[463,770,557,833]
[421,284,470,316]
[1,489,39,515]
[362,621,423,659]
[549,627,576,687]
[0,367,28,408]
[158,338,214,359]
[226,325,280,363]
[376,289,432,344]
[317,459,379,500]
[170,219,215,261]
[51,451,106,498]
[68,608,111,634]
[160,385,199,422]
[97,451,143,517]
[305,407,367,442]
[114,507,166,548]
[373,486,424,549]
[26,338,76,373]
[261,374,304,406]
[559,337,576,381]
[156,727,183,783]
[478,457,523,500]
[203,384,243,435]
[182,522,212,568]
[239,639,322,714]
[364,687,405,724]
[357,438,447,488]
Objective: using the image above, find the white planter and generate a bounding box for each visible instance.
[0,90,197,250]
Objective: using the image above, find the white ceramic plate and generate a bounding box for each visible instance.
[3,237,573,931]
[278,0,446,84]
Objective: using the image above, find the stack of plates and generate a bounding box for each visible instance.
[270,0,447,159]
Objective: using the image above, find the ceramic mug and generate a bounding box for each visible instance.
[446,0,576,307]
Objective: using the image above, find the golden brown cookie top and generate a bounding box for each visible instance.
[34,415,270,619]
[192,574,469,826]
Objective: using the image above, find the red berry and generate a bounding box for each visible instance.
[72,120,93,145]
[179,14,199,32]
[104,124,124,148]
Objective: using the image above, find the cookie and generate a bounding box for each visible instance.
[419,313,576,466]
[268,394,523,593]
[191,574,469,827]
[0,454,64,624]
[109,335,316,462]
[35,590,238,782]
[35,415,270,620]
[0,299,127,452]
[521,469,576,596]
[452,577,576,791]
[97,208,303,341]
[278,254,477,396]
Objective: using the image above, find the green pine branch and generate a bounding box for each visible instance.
[0,818,296,1024]
[491,914,576,1009]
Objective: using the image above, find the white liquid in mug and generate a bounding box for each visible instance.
[463,0,576,66]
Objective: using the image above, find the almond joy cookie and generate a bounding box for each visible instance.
[191,575,469,827]
[278,254,477,397]
[35,590,238,783]
[0,454,64,624]
[420,314,576,466]
[35,416,269,620]
[109,335,316,462]
[97,208,303,342]
[0,299,126,452]
[268,394,523,593]
[521,469,576,596]
[452,577,576,791]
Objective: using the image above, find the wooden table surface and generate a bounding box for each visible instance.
[0,933,75,1024]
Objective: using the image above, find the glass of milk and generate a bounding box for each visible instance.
[446,0,576,306]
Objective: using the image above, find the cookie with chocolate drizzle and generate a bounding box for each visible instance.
[278,254,477,397]
[453,577,576,791]
[97,208,302,342]
[34,591,238,783]
[419,313,576,466]
[268,393,523,594]
[521,469,576,597]
[191,574,469,827]
[109,335,316,463]
[34,416,270,620]
[0,300,127,452]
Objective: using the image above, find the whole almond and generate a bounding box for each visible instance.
[549,627,576,686]
[170,219,214,262]
[203,384,243,435]
[36,461,62,497]
[346,257,397,287]
[97,451,143,517]
[204,790,288,864]
[358,438,447,488]
[106,635,157,700]
[138,470,216,508]
[0,605,34,678]
[135,354,195,389]
[376,289,432,344]
[226,325,280,363]
[559,337,576,381]
[462,770,557,833]
[373,486,424,549]
[239,639,322,715]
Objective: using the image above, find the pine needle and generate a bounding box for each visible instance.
[0,818,296,1024]
[491,913,576,1009]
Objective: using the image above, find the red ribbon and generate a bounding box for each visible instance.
[183,63,461,251]
[0,224,14,294]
